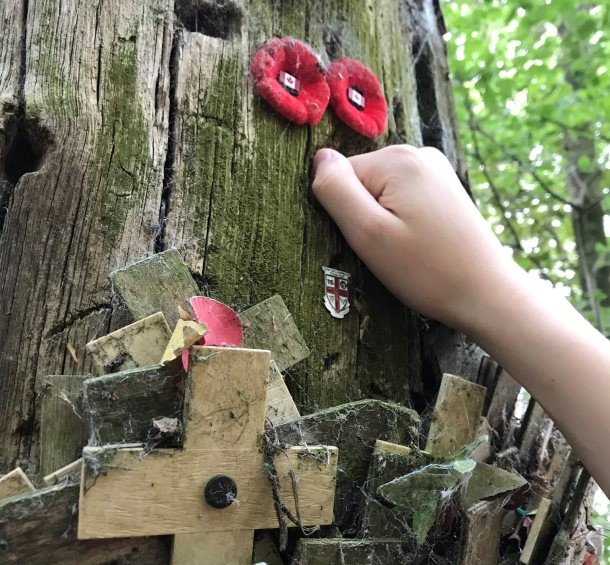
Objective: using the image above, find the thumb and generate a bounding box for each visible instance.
[311,149,389,244]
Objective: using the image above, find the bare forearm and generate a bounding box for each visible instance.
[311,145,610,495]
[465,268,610,495]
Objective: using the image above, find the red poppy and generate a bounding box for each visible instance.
[250,37,330,126]
[327,59,387,138]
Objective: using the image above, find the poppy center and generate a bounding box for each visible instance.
[278,71,300,96]
[347,87,366,110]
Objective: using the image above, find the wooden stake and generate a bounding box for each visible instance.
[86,311,171,374]
[110,250,200,328]
[43,459,83,487]
[265,360,300,427]
[39,375,88,477]
[0,468,35,500]
[519,498,552,564]
[240,295,310,371]
[425,373,486,457]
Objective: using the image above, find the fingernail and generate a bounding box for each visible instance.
[313,148,340,172]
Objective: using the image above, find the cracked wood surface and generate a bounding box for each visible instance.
[0,0,174,472]
[1,0,466,476]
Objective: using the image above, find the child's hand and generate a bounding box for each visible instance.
[312,145,518,332]
[313,145,610,497]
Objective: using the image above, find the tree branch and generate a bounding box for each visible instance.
[463,96,557,282]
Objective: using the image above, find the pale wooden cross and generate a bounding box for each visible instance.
[78,346,338,564]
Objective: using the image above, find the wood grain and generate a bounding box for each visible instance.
[39,375,88,477]
[86,312,171,374]
[78,444,338,538]
[0,483,169,564]
[183,346,270,450]
[172,531,254,565]
[0,0,174,472]
[459,499,504,565]
[265,360,301,427]
[1,0,469,476]
[110,250,200,329]
[240,295,310,372]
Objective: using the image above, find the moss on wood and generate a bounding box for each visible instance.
[275,399,420,533]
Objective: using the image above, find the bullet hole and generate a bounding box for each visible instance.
[1,116,52,185]
[174,0,242,39]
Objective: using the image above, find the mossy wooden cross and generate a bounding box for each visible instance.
[77,346,338,564]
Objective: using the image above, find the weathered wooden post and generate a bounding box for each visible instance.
[0,0,465,475]
[0,1,594,563]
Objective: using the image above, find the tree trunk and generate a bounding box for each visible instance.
[0,0,465,473]
[1,2,595,564]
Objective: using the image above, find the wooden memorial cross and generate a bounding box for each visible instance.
[78,346,338,564]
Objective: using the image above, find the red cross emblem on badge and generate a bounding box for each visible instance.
[323,266,350,319]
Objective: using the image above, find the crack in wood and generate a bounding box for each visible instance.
[155,25,182,253]
[46,303,112,337]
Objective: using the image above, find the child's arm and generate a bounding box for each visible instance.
[312,145,610,495]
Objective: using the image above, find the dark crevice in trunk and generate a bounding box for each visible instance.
[412,38,443,150]
[155,28,181,253]
[174,0,242,39]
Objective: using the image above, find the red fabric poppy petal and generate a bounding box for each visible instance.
[250,37,330,126]
[256,78,309,124]
[328,59,388,138]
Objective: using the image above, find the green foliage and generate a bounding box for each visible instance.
[591,503,610,563]
[443,0,610,333]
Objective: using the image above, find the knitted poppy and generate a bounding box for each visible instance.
[327,59,387,138]
[250,37,330,125]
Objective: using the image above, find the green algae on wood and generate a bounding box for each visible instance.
[82,365,184,446]
[275,399,420,533]
[110,249,200,328]
[0,483,169,563]
[240,294,310,371]
[361,446,432,540]
[377,463,466,545]
[293,538,417,565]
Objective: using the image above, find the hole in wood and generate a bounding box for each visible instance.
[174,0,241,39]
[1,115,52,185]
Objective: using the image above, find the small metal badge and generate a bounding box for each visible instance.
[347,87,365,110]
[323,267,350,319]
[278,70,300,96]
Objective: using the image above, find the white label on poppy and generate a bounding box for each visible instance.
[348,87,365,109]
[279,71,299,95]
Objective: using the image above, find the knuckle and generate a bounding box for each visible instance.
[420,146,444,159]
[384,144,419,160]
